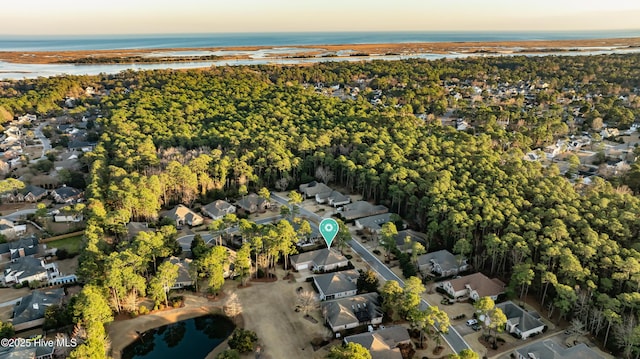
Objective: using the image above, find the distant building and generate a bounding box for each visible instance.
[166,256,194,289]
[321,293,383,332]
[343,326,411,359]
[440,272,505,301]
[50,185,84,204]
[236,193,270,214]
[0,236,39,260]
[165,205,204,227]
[313,269,359,301]
[416,249,469,277]
[0,219,26,239]
[3,185,48,203]
[355,213,395,233]
[394,230,428,253]
[514,339,604,359]
[201,200,236,220]
[3,257,58,285]
[497,301,546,339]
[290,249,349,272]
[339,201,388,221]
[12,288,65,331]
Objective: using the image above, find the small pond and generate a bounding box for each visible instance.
[121,315,235,359]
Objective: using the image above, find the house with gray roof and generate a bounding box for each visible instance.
[515,339,604,359]
[0,236,39,260]
[290,248,349,271]
[201,200,236,220]
[50,185,83,204]
[313,269,359,300]
[355,213,395,233]
[165,204,204,227]
[166,256,194,289]
[344,326,411,359]
[339,201,388,221]
[12,288,65,331]
[316,190,351,207]
[394,230,428,253]
[416,249,469,277]
[3,257,58,286]
[236,193,270,214]
[321,293,383,332]
[299,181,332,198]
[497,301,546,339]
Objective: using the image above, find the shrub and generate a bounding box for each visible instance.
[373,249,381,255]
[138,305,149,315]
[215,349,240,359]
[56,248,69,260]
[227,328,258,353]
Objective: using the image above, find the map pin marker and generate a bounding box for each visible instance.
[319,218,339,249]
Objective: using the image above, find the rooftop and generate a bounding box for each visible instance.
[13,288,65,325]
[344,326,410,359]
[314,269,359,296]
[515,339,605,359]
[291,248,348,268]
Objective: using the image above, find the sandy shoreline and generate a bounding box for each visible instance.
[2,37,639,64]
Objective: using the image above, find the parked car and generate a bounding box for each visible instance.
[466,319,478,326]
[471,323,481,331]
[440,298,454,305]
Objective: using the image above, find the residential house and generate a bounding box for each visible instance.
[316,190,350,207]
[3,257,58,285]
[201,200,236,220]
[394,230,428,253]
[4,185,48,203]
[514,339,604,359]
[600,128,620,139]
[12,288,65,331]
[440,272,505,301]
[497,301,546,339]
[416,250,469,277]
[321,293,383,332]
[165,205,204,227]
[236,193,270,214]
[0,219,26,239]
[17,114,36,123]
[299,181,332,198]
[290,249,349,271]
[313,269,359,300]
[339,201,388,221]
[0,236,39,260]
[50,185,84,204]
[343,326,411,359]
[53,211,83,223]
[166,256,194,289]
[67,140,95,152]
[355,213,395,233]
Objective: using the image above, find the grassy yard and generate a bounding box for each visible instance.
[46,235,83,254]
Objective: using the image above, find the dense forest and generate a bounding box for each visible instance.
[2,54,640,357]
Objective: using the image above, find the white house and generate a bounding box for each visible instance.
[3,257,58,285]
[53,212,84,223]
[497,301,546,339]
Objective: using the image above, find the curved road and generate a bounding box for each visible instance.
[29,122,52,163]
[271,192,471,354]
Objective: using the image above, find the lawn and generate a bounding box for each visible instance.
[46,235,83,254]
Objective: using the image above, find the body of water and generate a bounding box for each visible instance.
[1,30,639,80]
[0,30,639,51]
[121,315,234,359]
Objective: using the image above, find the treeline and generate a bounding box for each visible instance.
[58,55,222,64]
[11,54,635,357]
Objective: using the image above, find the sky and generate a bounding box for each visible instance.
[3,0,640,35]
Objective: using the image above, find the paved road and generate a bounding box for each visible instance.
[29,122,52,163]
[271,192,471,354]
[0,209,37,221]
[0,298,21,308]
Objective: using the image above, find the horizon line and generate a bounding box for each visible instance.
[1,29,640,38]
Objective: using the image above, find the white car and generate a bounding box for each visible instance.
[466,319,478,326]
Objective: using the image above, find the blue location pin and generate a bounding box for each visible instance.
[319,218,339,249]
